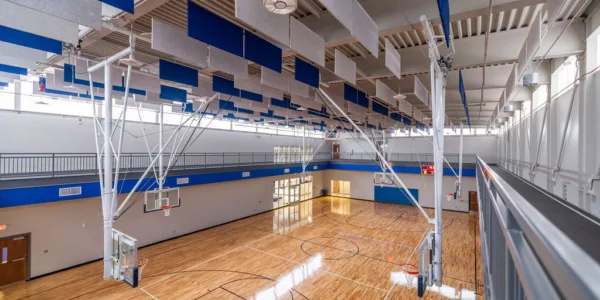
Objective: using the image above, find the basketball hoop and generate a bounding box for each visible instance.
[138,258,148,281]
[400,264,419,288]
[161,205,172,216]
[446,193,455,201]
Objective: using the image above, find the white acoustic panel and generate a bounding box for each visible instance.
[5,0,102,30]
[385,39,401,79]
[262,85,284,100]
[334,49,356,84]
[547,0,569,26]
[517,44,527,79]
[413,109,423,122]
[128,72,161,94]
[320,0,353,32]
[414,76,429,106]
[320,86,344,107]
[375,80,396,106]
[137,92,173,105]
[191,79,212,97]
[152,19,208,68]
[351,0,379,58]
[398,98,412,115]
[261,66,288,92]
[0,42,47,63]
[506,64,517,100]
[141,102,161,111]
[0,55,36,69]
[288,77,310,98]
[290,18,325,67]
[235,0,290,46]
[234,75,262,94]
[0,1,78,44]
[0,72,22,81]
[209,46,248,78]
[498,90,506,109]
[526,14,542,64]
[250,99,269,113]
[347,101,368,116]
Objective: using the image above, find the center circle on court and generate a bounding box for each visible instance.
[300,237,360,260]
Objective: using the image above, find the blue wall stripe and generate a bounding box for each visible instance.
[0,25,62,54]
[188,1,244,57]
[159,60,199,87]
[0,64,27,75]
[99,0,134,14]
[374,186,419,206]
[244,32,282,73]
[212,76,240,97]
[160,85,187,102]
[295,57,319,88]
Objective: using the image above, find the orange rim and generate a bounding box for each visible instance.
[160,205,171,210]
[400,264,419,275]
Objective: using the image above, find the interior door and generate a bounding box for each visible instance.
[342,181,351,196]
[0,235,29,286]
[332,180,340,194]
[333,144,340,159]
[469,191,479,213]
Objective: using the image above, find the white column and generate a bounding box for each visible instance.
[158,105,164,191]
[102,64,114,279]
[432,70,445,287]
[458,123,463,195]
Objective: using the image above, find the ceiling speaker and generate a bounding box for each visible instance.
[263,0,298,15]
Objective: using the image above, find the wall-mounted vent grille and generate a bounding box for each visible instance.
[176,177,190,185]
[284,168,290,173]
[59,186,82,197]
[242,172,250,178]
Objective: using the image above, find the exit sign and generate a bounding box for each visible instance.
[0,224,6,231]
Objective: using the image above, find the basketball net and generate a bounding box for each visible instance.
[138,258,148,281]
[161,205,172,216]
[400,264,419,288]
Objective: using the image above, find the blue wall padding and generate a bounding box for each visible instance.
[374,186,419,205]
[244,32,282,73]
[357,90,369,108]
[436,0,451,47]
[344,83,358,103]
[295,57,319,88]
[0,82,8,87]
[188,1,244,57]
[99,0,134,14]
[372,101,389,116]
[0,64,27,75]
[159,60,198,87]
[390,112,402,122]
[212,76,240,97]
[240,90,262,102]
[0,25,62,54]
[160,85,187,102]
[459,71,471,127]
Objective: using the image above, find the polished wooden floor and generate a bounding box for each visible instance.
[0,197,483,299]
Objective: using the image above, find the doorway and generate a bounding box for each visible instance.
[333,144,340,159]
[0,234,30,286]
[331,180,351,197]
[469,191,478,213]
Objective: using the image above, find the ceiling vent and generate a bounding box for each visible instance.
[264,0,298,15]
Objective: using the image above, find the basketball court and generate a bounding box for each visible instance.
[0,197,481,299]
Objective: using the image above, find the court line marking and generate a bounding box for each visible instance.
[245,245,388,293]
[140,232,275,293]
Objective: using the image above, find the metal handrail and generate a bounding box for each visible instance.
[476,156,600,299]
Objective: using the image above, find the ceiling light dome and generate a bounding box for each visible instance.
[263,0,298,15]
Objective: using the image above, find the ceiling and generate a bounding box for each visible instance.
[72,0,593,127]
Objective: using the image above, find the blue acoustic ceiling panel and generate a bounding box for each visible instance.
[0,63,27,75]
[244,32,282,73]
[459,70,471,127]
[372,101,389,116]
[0,82,8,87]
[343,83,358,103]
[160,85,187,102]
[212,76,240,97]
[159,60,198,87]
[182,103,194,113]
[99,0,134,14]
[0,25,62,54]
[240,90,262,102]
[437,0,451,47]
[295,57,319,88]
[403,117,412,126]
[390,112,402,122]
[188,1,243,57]
[357,90,369,108]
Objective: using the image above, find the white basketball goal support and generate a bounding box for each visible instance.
[457,122,464,197]
[421,14,448,287]
[317,88,433,223]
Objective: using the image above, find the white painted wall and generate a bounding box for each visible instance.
[321,169,474,212]
[0,171,324,277]
[0,111,325,153]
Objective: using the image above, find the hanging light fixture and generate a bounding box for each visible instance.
[263,0,298,15]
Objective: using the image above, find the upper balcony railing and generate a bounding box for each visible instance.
[0,152,477,180]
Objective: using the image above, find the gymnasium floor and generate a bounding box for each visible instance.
[0,196,483,299]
